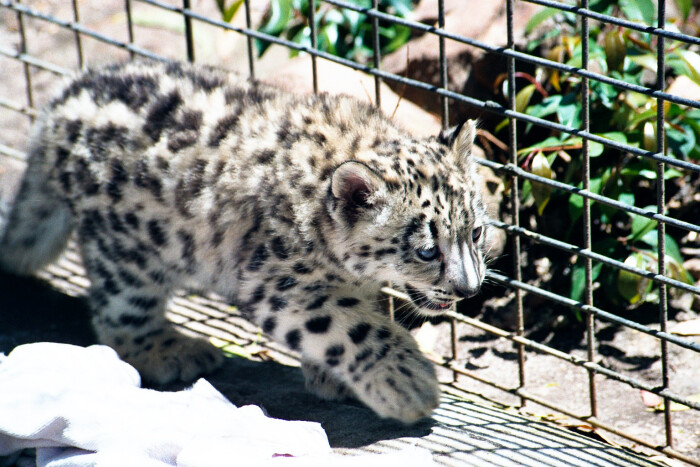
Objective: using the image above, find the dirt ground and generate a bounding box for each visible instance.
[0,1,698,464]
[423,312,700,460]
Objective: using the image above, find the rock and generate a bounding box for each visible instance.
[667,75,700,103]
[683,258,700,281]
[406,0,465,26]
[669,318,700,336]
[261,55,442,138]
[670,292,694,313]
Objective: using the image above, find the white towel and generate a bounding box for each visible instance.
[0,342,434,466]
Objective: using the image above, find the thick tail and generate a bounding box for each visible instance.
[0,172,74,276]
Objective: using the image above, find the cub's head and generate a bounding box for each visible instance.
[326,120,492,315]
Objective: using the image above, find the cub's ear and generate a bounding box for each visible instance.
[438,119,477,173]
[331,161,385,208]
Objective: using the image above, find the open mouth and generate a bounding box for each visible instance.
[405,284,455,311]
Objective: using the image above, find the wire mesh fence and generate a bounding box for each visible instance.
[0,0,698,465]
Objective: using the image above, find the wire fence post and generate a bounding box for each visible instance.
[655,0,672,449]
[371,0,382,108]
[506,0,526,408]
[309,0,318,93]
[183,0,195,62]
[243,0,255,78]
[437,0,448,130]
[15,0,34,125]
[71,0,84,68]
[579,0,598,421]
[124,0,135,60]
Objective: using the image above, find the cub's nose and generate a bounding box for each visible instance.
[453,286,479,299]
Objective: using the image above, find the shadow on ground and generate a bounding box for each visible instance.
[0,273,432,449]
[0,272,96,351]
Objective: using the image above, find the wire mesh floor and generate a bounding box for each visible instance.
[0,240,663,467]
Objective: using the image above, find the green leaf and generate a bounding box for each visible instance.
[517,135,567,156]
[627,108,657,129]
[604,30,627,72]
[384,0,413,18]
[628,205,658,241]
[382,24,411,55]
[323,8,345,25]
[598,131,628,145]
[569,193,583,224]
[521,179,532,203]
[675,49,700,84]
[256,0,293,56]
[619,0,655,24]
[666,237,684,267]
[594,238,620,257]
[639,169,658,179]
[494,118,509,134]
[570,261,603,301]
[637,230,684,263]
[527,27,563,52]
[591,80,619,108]
[667,124,696,159]
[526,95,562,120]
[569,173,604,223]
[525,7,560,34]
[589,175,604,195]
[618,191,635,207]
[530,152,554,215]
[556,93,582,129]
[261,0,292,34]
[628,54,658,72]
[571,263,586,302]
[589,140,604,157]
[515,84,537,114]
[664,168,684,179]
[617,253,653,304]
[218,0,245,22]
[590,0,617,14]
[319,23,339,55]
[343,8,364,35]
[582,133,619,158]
[666,255,694,285]
[682,113,700,136]
[673,0,692,20]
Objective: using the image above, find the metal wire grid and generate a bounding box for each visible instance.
[0,0,699,464]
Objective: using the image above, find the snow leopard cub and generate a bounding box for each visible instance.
[0,61,491,423]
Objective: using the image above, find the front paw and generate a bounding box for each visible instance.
[350,340,440,423]
[116,330,224,385]
[302,359,352,401]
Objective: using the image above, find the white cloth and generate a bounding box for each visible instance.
[0,343,434,466]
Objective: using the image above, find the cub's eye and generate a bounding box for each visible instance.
[472,226,483,242]
[416,245,440,261]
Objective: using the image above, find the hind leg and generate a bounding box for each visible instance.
[81,234,223,385]
[0,172,74,275]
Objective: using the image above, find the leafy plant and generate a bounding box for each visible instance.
[215,0,245,23]
[512,0,700,310]
[221,0,415,61]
